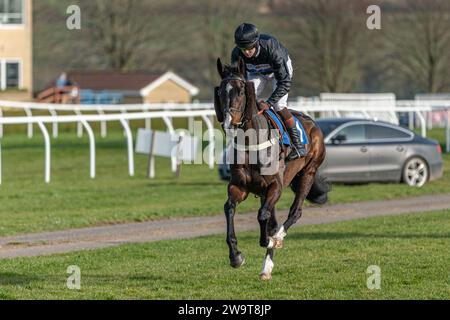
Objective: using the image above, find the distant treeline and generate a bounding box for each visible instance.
[34,0,450,100]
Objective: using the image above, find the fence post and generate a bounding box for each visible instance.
[25,108,33,138]
[119,118,134,177]
[147,131,156,179]
[446,109,450,153]
[49,107,59,138]
[37,121,51,183]
[0,108,3,138]
[80,120,96,178]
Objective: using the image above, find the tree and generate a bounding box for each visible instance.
[386,0,450,94]
[288,0,371,94]
[84,0,171,70]
[200,0,257,85]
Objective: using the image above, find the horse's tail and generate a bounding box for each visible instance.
[306,174,331,204]
[291,173,331,205]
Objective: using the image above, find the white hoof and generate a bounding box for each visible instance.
[260,255,274,281]
[259,272,272,281]
[268,226,286,249]
[273,237,284,249]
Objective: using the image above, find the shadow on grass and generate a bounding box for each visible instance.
[0,272,40,286]
[287,231,450,240]
[145,181,224,188]
[0,272,167,287]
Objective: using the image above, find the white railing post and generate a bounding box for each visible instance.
[49,107,58,138]
[120,107,129,137]
[446,109,450,153]
[409,111,414,130]
[0,108,3,138]
[119,118,134,177]
[37,121,51,183]
[75,108,83,138]
[142,106,151,131]
[96,107,107,138]
[24,108,33,138]
[416,111,426,137]
[80,120,96,179]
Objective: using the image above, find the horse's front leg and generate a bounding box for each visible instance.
[225,184,248,268]
[260,208,278,281]
[258,182,282,248]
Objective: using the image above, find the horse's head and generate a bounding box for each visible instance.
[214,57,256,129]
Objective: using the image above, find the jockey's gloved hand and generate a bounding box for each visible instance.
[258,100,271,112]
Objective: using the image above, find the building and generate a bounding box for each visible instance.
[38,70,199,104]
[0,0,33,101]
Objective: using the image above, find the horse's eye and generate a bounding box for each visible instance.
[240,91,244,96]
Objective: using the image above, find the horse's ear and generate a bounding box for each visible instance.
[244,81,256,121]
[214,86,224,123]
[237,56,246,77]
[217,58,225,79]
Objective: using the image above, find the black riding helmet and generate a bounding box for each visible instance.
[234,23,260,49]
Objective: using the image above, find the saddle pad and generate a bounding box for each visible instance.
[265,109,309,146]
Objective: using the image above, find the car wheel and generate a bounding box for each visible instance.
[402,157,429,187]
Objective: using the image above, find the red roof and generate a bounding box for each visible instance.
[66,70,164,91]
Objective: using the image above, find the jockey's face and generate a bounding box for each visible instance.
[241,46,256,58]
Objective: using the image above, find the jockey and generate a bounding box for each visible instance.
[231,22,306,160]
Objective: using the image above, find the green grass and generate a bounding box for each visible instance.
[415,127,448,150]
[0,127,449,236]
[0,210,448,299]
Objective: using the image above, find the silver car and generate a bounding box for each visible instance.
[218,118,444,187]
[317,118,443,187]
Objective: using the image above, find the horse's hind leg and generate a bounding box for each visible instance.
[260,209,278,281]
[225,184,248,268]
[272,169,317,249]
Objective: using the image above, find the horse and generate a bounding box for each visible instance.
[214,56,330,280]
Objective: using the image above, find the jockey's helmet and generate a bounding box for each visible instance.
[234,23,260,50]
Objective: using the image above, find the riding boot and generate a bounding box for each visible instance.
[277,108,307,160]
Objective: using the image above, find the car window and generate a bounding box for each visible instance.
[367,124,411,140]
[332,124,366,143]
[317,122,342,137]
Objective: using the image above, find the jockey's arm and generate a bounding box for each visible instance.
[266,50,292,107]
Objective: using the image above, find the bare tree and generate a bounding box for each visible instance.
[84,0,171,70]
[289,0,371,93]
[387,0,450,93]
[200,0,256,84]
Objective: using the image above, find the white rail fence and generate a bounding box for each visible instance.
[0,100,215,139]
[0,98,449,184]
[0,98,439,137]
[0,110,216,184]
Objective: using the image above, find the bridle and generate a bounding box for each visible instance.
[219,74,247,127]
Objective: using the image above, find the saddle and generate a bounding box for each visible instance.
[262,109,309,147]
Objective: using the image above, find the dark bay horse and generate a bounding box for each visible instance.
[214,57,330,280]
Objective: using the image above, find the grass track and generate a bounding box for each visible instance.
[0,128,449,236]
[0,210,448,299]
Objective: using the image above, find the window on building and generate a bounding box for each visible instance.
[0,0,23,25]
[6,62,19,88]
[0,60,21,90]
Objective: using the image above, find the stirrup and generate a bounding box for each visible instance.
[287,144,306,160]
